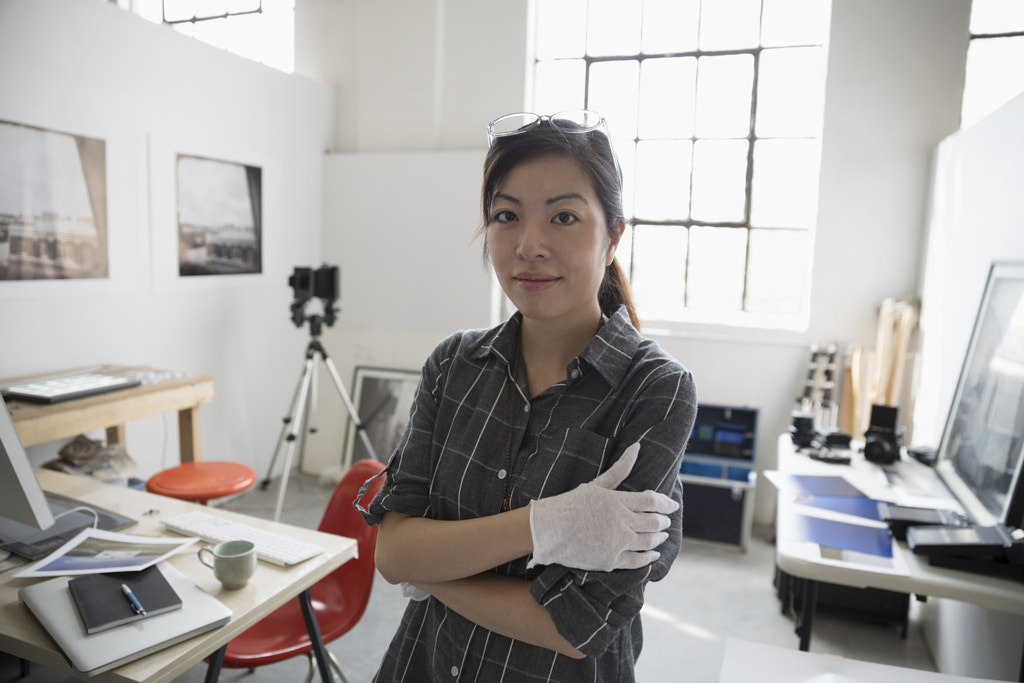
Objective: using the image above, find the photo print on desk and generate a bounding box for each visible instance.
[0,117,109,282]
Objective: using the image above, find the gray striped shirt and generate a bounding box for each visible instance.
[361,305,697,682]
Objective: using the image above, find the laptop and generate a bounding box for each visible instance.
[19,562,232,677]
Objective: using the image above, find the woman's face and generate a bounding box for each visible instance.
[486,153,622,328]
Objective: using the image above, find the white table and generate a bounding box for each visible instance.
[0,470,357,683]
[771,435,1024,680]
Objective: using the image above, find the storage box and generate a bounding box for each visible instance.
[679,404,758,549]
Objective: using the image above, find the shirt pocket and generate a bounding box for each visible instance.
[517,427,612,502]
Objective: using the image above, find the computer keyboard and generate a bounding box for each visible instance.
[161,511,325,567]
[2,372,142,404]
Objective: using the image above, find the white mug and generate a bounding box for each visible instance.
[198,540,257,589]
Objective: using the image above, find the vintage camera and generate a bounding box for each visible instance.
[863,404,904,464]
[289,264,340,327]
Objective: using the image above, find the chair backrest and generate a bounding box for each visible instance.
[316,458,387,629]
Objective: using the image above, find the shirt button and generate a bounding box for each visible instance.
[451,665,459,677]
[498,469,507,479]
[524,404,530,413]
[570,368,581,379]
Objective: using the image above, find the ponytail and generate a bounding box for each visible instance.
[600,259,641,330]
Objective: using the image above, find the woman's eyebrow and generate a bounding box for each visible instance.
[547,192,588,206]
[492,191,520,205]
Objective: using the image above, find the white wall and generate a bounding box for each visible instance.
[0,0,334,482]
[0,0,992,531]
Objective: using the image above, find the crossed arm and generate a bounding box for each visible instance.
[374,509,586,658]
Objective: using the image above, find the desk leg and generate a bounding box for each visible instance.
[178,406,201,463]
[299,588,334,683]
[204,645,226,683]
[796,579,818,651]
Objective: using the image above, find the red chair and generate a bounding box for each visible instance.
[217,458,387,683]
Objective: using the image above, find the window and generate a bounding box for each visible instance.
[962,0,1024,128]
[533,0,830,330]
[120,0,295,74]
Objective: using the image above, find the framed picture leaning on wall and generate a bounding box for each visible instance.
[342,367,420,469]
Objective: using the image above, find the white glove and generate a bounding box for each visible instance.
[528,442,678,571]
[401,582,429,601]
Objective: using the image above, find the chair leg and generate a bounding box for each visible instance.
[298,588,334,682]
[304,651,349,683]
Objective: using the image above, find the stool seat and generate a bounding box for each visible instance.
[146,461,256,504]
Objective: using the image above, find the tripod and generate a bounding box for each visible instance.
[262,313,378,522]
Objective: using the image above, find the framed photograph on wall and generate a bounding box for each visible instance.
[343,367,421,468]
[0,118,109,281]
[149,135,277,291]
[176,154,262,277]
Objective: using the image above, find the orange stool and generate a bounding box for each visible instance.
[146,461,257,505]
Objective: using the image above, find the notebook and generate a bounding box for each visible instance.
[19,562,231,677]
[69,565,183,634]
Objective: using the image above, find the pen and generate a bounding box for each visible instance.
[121,583,147,616]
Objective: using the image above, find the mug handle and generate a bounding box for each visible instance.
[198,546,215,569]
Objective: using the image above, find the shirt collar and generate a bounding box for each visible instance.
[472,305,640,388]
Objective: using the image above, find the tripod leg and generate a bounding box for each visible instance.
[272,356,316,522]
[262,357,315,490]
[320,354,380,464]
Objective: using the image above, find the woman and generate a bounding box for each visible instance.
[358,111,697,682]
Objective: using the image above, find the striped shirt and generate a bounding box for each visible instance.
[360,305,697,682]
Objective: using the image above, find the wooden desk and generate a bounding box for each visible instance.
[3,365,214,464]
[0,470,357,683]
[771,435,1024,680]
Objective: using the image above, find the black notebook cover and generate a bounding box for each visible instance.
[68,565,182,634]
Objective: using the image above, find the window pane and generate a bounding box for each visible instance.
[695,55,754,138]
[745,228,809,314]
[617,139,638,219]
[536,0,588,60]
[756,47,827,138]
[970,0,1024,33]
[698,0,761,51]
[588,60,640,138]
[687,226,746,310]
[631,224,688,319]
[691,140,748,223]
[534,59,587,113]
[751,139,821,228]
[634,140,693,220]
[760,0,831,47]
[641,0,699,54]
[962,37,1024,128]
[587,0,643,57]
[638,58,697,139]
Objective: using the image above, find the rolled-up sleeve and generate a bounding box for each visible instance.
[529,366,697,657]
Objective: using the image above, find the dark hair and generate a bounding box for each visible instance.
[477,121,640,329]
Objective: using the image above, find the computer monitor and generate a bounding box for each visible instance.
[934,261,1024,530]
[0,395,56,560]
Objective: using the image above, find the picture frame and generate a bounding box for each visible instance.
[0,103,140,299]
[148,134,278,291]
[342,367,421,468]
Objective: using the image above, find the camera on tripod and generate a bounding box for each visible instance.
[289,264,339,328]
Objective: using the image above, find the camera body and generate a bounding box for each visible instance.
[289,265,339,304]
[289,264,340,328]
[863,404,903,464]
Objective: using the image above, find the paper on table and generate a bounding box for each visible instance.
[16,527,197,578]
